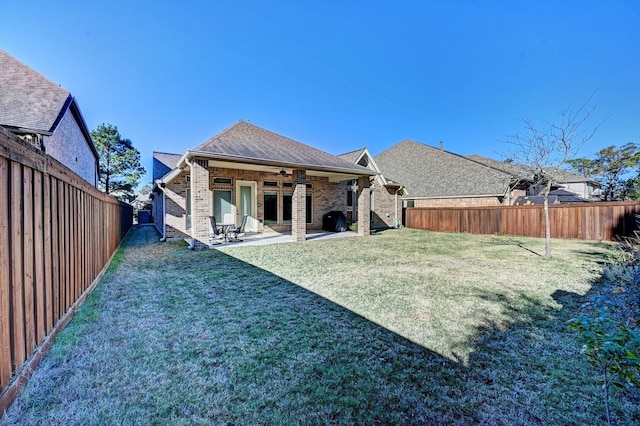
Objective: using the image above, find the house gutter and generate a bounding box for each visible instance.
[160,150,378,189]
[155,182,167,241]
[394,187,401,228]
[178,150,378,177]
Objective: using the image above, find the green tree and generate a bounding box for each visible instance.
[620,176,640,200]
[568,143,639,201]
[92,123,145,202]
[566,157,596,177]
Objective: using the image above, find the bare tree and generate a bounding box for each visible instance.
[507,96,600,258]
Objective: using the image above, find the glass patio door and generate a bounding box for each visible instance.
[236,181,257,232]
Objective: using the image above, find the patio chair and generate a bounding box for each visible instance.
[228,214,248,242]
[208,216,225,245]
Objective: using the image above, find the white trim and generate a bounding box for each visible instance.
[236,180,258,232]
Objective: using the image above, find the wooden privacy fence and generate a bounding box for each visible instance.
[0,127,132,410]
[405,202,640,241]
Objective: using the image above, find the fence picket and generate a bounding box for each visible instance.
[10,162,25,372]
[0,157,11,387]
[406,202,640,241]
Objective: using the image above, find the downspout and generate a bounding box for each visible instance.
[163,188,166,240]
[157,183,167,241]
[394,187,401,228]
[184,155,195,250]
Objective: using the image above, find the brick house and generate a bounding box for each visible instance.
[152,121,377,249]
[338,148,405,228]
[0,49,99,186]
[374,140,526,208]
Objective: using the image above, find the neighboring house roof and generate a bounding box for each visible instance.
[178,121,376,177]
[153,151,182,181]
[468,155,600,186]
[0,49,98,160]
[514,195,561,205]
[543,167,600,186]
[466,154,534,180]
[374,140,513,199]
[0,49,69,133]
[550,189,581,196]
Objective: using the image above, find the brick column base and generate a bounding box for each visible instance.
[292,169,306,242]
[357,176,371,236]
[191,158,211,250]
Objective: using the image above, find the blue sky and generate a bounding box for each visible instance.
[2,1,639,185]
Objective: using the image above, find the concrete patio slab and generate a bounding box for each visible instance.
[210,230,358,249]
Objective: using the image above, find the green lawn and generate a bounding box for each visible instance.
[2,226,638,425]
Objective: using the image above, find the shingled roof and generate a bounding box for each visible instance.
[466,154,534,180]
[337,148,367,164]
[542,167,596,184]
[374,140,513,198]
[153,151,182,181]
[190,121,375,175]
[468,155,600,187]
[0,49,71,133]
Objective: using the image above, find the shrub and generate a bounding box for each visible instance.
[569,224,640,425]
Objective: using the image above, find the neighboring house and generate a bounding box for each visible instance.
[338,147,405,228]
[542,167,602,199]
[152,121,377,249]
[374,140,525,208]
[467,155,602,200]
[514,188,595,205]
[0,49,99,186]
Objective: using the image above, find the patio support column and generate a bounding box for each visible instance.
[292,169,307,242]
[357,176,371,236]
[191,158,211,249]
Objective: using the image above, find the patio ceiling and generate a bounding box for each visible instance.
[205,157,373,183]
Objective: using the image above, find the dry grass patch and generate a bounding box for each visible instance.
[2,226,638,425]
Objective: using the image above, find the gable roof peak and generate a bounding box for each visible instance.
[187,121,375,176]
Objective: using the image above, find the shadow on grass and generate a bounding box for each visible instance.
[2,226,637,425]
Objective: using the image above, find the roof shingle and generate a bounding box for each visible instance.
[153,151,182,181]
[193,121,373,174]
[0,49,71,133]
[374,140,513,198]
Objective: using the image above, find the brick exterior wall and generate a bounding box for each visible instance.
[505,189,526,205]
[43,110,98,186]
[371,183,402,228]
[192,159,211,249]
[410,189,526,208]
[412,197,503,208]
[164,171,190,240]
[357,176,371,236]
[292,169,306,242]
